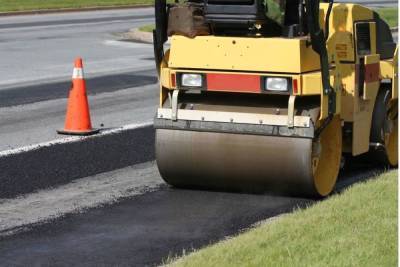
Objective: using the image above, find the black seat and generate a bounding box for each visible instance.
[204,0,280,35]
[204,0,282,36]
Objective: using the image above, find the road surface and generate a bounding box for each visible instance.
[0,4,397,266]
[0,8,157,150]
[0,8,154,87]
[0,157,385,266]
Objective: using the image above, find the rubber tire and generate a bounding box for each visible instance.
[368,87,396,166]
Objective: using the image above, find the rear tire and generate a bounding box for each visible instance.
[369,87,398,167]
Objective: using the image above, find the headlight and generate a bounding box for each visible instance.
[181,74,203,87]
[265,77,289,92]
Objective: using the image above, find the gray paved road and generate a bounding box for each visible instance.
[0,83,157,151]
[0,8,154,88]
[0,8,158,151]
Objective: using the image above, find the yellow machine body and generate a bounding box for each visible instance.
[155,3,398,196]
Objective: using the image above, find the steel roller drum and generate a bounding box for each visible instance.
[156,129,322,196]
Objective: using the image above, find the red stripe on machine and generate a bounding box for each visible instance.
[364,63,380,83]
[171,73,176,88]
[206,73,261,93]
[292,79,299,94]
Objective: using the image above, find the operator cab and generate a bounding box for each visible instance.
[201,0,395,56]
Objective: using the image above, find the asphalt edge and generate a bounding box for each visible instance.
[122,28,153,44]
[0,5,152,17]
[0,123,155,199]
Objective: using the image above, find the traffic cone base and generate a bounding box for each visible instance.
[58,57,98,136]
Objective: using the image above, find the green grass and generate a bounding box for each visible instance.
[168,170,398,267]
[376,8,398,28]
[0,0,153,12]
[139,24,155,33]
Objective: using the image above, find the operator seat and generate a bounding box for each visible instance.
[204,0,282,36]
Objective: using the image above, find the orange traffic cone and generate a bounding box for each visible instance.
[57,58,99,136]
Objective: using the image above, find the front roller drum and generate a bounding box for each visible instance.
[156,117,342,197]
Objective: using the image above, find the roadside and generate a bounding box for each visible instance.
[375,7,399,28]
[0,1,152,15]
[122,27,154,43]
[168,170,397,267]
[127,7,398,43]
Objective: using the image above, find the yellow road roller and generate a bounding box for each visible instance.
[152,0,398,197]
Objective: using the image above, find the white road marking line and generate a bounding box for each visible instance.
[0,121,153,157]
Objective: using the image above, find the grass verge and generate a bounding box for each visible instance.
[139,24,155,33]
[376,8,398,28]
[0,0,153,13]
[168,170,398,267]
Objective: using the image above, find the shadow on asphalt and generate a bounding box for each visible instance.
[334,156,391,193]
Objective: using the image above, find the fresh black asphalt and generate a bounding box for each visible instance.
[0,70,157,108]
[0,186,313,266]
[0,125,154,198]
[0,157,385,266]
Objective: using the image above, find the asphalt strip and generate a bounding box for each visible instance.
[0,161,163,236]
[0,122,154,198]
[0,161,383,266]
[0,69,157,108]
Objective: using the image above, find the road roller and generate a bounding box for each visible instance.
[152,0,398,197]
